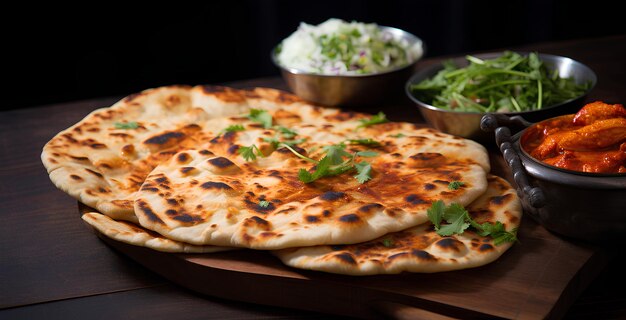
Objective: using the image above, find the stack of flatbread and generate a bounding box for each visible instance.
[42,85,521,276]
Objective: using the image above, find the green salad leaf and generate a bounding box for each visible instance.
[410,51,591,113]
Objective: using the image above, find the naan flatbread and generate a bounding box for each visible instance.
[81,212,232,253]
[43,84,501,271]
[272,175,521,275]
[41,86,336,223]
[134,120,490,249]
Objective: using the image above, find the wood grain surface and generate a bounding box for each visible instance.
[77,148,608,319]
[1,35,626,319]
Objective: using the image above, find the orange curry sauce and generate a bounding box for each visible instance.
[521,101,626,173]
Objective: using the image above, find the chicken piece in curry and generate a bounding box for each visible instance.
[522,101,626,173]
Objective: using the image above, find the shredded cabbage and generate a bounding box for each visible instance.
[277,19,423,75]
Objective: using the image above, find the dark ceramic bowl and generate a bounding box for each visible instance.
[480,113,626,244]
[406,52,597,143]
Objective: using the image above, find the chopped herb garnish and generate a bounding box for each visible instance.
[114,121,139,129]
[427,200,518,245]
[263,135,306,149]
[448,181,466,190]
[354,161,373,183]
[277,126,298,139]
[355,150,379,157]
[475,221,519,245]
[248,109,273,128]
[357,112,389,128]
[345,138,381,146]
[282,143,377,184]
[426,200,445,230]
[238,144,264,161]
[258,200,270,208]
[382,237,394,248]
[218,124,245,136]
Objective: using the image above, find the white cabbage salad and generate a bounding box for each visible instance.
[276,18,423,75]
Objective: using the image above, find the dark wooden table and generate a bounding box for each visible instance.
[1,35,625,319]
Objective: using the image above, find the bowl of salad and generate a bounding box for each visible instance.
[405,51,596,142]
[272,18,424,107]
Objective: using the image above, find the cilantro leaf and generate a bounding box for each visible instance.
[438,203,470,236]
[476,222,518,245]
[354,161,372,183]
[299,155,332,183]
[356,150,378,157]
[114,121,139,129]
[277,126,298,139]
[238,144,263,161]
[492,228,519,245]
[285,142,379,184]
[382,237,394,248]
[279,143,318,163]
[298,168,314,183]
[427,201,518,245]
[475,221,504,237]
[258,200,270,208]
[218,124,245,137]
[263,136,306,148]
[427,200,445,229]
[357,112,389,128]
[346,138,381,146]
[322,144,352,165]
[448,181,466,190]
[248,109,273,128]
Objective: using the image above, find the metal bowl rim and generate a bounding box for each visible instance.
[512,122,626,184]
[405,52,598,116]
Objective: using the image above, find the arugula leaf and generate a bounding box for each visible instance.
[238,144,264,161]
[248,109,273,128]
[354,161,372,183]
[427,200,445,229]
[114,121,139,129]
[345,138,381,146]
[357,112,389,128]
[258,200,270,208]
[410,51,592,113]
[448,181,465,190]
[390,133,406,138]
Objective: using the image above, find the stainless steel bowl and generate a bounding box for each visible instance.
[406,52,597,143]
[272,26,424,107]
[481,113,626,244]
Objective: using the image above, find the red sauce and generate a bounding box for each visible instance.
[521,101,626,174]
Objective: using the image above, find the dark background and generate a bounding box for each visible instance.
[4,0,624,110]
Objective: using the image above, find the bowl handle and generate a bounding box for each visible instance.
[480,114,546,208]
[480,113,533,133]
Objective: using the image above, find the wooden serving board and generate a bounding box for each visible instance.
[79,150,609,319]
